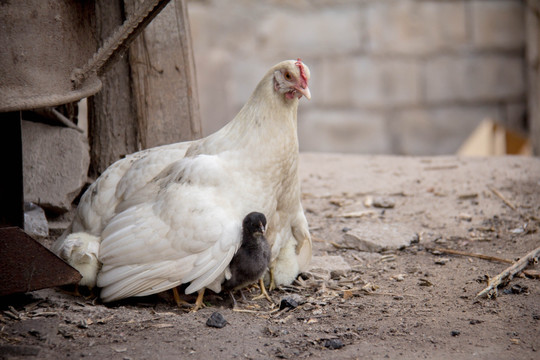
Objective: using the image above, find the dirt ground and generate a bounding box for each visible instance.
[1,154,539,359]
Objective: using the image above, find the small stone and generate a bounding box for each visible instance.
[459,213,472,221]
[28,329,41,338]
[323,338,344,350]
[450,330,460,337]
[206,312,227,328]
[57,324,74,339]
[469,319,483,325]
[503,284,528,295]
[373,197,395,209]
[77,319,89,329]
[435,258,450,265]
[279,296,299,310]
[363,196,373,207]
[344,225,416,252]
[24,202,49,237]
[510,227,525,234]
[330,270,346,280]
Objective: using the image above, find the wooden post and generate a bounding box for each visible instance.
[88,0,201,176]
[124,0,202,149]
[88,0,139,177]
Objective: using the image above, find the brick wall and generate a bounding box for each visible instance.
[187,0,526,155]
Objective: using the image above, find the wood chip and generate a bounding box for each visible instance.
[28,311,58,318]
[97,315,114,324]
[423,165,458,171]
[342,290,353,300]
[523,269,540,279]
[152,323,174,328]
[339,210,377,218]
[3,310,19,320]
[419,278,433,287]
[458,193,478,200]
[23,301,43,312]
[329,199,345,207]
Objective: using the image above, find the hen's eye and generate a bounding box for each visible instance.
[284,72,292,81]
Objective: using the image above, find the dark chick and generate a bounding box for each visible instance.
[222,212,271,307]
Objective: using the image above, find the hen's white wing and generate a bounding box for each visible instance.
[70,141,194,236]
[96,154,243,302]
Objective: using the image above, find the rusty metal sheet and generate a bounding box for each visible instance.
[0,227,81,297]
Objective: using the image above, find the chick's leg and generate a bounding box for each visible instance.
[228,291,238,309]
[252,278,273,303]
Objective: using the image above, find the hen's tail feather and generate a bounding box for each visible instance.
[98,260,194,302]
[54,232,101,288]
[184,246,236,294]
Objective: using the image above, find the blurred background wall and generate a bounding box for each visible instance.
[187,0,529,155]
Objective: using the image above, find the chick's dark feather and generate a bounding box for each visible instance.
[222,212,271,291]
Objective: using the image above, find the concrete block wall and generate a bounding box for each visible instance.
[187,0,527,155]
[527,1,540,155]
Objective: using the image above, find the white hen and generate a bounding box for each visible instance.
[53,59,313,302]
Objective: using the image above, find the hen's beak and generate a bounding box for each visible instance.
[295,85,311,100]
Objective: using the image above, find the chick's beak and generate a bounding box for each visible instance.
[295,84,311,100]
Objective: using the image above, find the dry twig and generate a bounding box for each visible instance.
[330,241,358,251]
[488,185,517,211]
[339,210,377,218]
[429,247,514,264]
[476,245,540,298]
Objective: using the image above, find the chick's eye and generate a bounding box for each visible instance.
[284,72,292,81]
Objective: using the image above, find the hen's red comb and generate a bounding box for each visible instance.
[295,58,308,88]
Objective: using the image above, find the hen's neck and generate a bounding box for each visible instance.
[194,76,299,155]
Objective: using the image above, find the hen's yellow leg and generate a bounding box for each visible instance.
[191,289,206,312]
[172,287,190,307]
[268,267,276,291]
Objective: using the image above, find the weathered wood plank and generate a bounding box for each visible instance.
[125,0,202,149]
[88,0,139,177]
